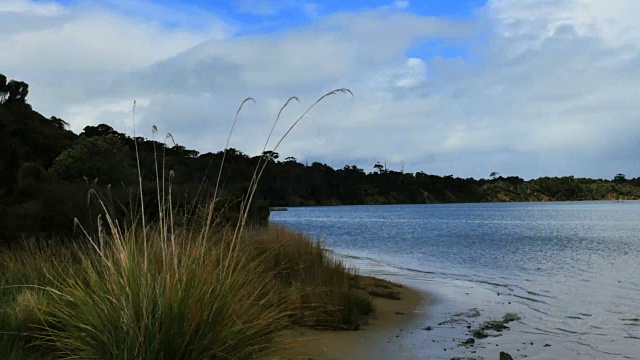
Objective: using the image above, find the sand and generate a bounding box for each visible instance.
[273,277,427,360]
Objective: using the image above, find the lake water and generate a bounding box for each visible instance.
[271,202,640,359]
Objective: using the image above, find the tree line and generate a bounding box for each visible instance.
[2,73,639,242]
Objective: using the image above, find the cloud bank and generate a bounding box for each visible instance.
[2,0,639,179]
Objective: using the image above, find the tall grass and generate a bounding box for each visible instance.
[247,226,373,330]
[43,228,295,359]
[0,90,372,359]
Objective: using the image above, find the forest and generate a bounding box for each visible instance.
[2,72,640,241]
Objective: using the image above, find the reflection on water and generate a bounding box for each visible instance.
[271,201,640,359]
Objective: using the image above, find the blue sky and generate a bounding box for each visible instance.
[37,0,487,46]
[132,0,488,22]
[5,0,640,179]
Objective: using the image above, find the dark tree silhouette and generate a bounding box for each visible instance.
[614,173,627,183]
[82,124,124,138]
[0,74,7,103]
[50,116,69,129]
[3,80,29,104]
[262,151,279,162]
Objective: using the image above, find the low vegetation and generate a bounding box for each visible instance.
[0,224,373,359]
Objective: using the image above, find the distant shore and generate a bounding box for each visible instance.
[273,198,639,209]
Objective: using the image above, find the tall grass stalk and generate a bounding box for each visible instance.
[130,100,148,269]
[233,89,353,258]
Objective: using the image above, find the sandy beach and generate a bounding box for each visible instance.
[275,277,427,359]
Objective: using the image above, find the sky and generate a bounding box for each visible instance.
[2,0,640,180]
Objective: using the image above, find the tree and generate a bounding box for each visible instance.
[374,162,385,173]
[0,74,29,105]
[0,74,7,103]
[342,165,364,174]
[4,80,29,104]
[614,173,627,183]
[262,150,279,162]
[50,116,69,129]
[171,144,199,158]
[51,135,135,185]
[490,172,500,179]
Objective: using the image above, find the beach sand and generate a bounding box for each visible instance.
[274,277,427,360]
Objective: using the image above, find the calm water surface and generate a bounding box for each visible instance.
[271,202,640,359]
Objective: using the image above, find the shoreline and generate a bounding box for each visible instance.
[275,276,428,360]
[273,250,555,360]
[273,198,638,209]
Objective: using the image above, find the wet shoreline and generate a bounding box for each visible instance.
[335,252,639,360]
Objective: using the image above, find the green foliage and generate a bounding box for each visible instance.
[51,135,134,185]
[0,74,77,198]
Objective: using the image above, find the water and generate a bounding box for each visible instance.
[271,202,640,359]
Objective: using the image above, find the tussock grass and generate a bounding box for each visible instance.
[246,225,373,330]
[40,228,293,359]
[0,226,371,359]
[0,89,372,359]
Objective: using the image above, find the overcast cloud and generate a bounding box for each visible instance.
[2,0,639,179]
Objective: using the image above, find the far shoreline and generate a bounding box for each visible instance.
[272,198,639,209]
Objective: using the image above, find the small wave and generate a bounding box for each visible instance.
[574,341,637,359]
[397,266,437,275]
[533,327,562,335]
[621,318,640,322]
[512,294,548,304]
[555,327,589,335]
[526,290,556,299]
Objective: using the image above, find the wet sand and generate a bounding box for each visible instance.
[275,277,427,360]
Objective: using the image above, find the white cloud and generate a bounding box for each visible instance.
[393,1,410,10]
[0,0,67,16]
[2,0,640,179]
[490,0,640,50]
